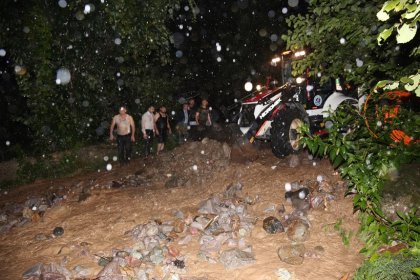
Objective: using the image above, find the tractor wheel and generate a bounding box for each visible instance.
[270,103,309,158]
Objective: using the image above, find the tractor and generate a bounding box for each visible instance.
[238,50,359,158]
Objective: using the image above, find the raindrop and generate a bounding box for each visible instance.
[58,0,67,8]
[82,100,89,107]
[5,141,10,146]
[259,29,267,37]
[14,65,22,73]
[114,38,122,45]
[104,156,109,161]
[75,11,85,20]
[317,72,322,77]
[216,42,221,52]
[84,4,91,14]
[270,34,278,42]
[184,5,189,11]
[175,50,183,58]
[269,43,278,51]
[23,26,30,33]
[306,85,314,91]
[135,98,140,104]
[56,67,71,85]
[192,165,198,171]
[112,156,117,161]
[216,56,222,62]
[0,49,6,56]
[179,24,184,30]
[282,7,288,14]
[356,58,364,67]
[268,10,275,18]
[244,82,253,92]
[316,175,323,182]
[106,163,112,171]
[171,32,185,47]
[288,0,299,7]
[340,37,346,44]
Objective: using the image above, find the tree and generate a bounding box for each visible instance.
[282,0,419,89]
[0,0,180,153]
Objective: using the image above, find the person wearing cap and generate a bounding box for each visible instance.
[109,106,136,165]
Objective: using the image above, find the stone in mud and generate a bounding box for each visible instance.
[165,176,180,189]
[52,226,64,237]
[150,247,164,265]
[96,260,124,280]
[219,248,256,269]
[172,219,185,233]
[288,154,300,168]
[286,219,310,242]
[263,216,284,234]
[276,268,293,280]
[277,244,305,265]
[34,233,49,241]
[222,142,231,159]
[22,263,43,279]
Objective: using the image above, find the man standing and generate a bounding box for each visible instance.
[176,103,190,143]
[141,105,157,157]
[109,106,135,165]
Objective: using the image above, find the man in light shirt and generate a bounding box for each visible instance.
[109,106,135,165]
[141,105,157,157]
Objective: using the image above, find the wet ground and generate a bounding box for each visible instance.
[0,138,364,280]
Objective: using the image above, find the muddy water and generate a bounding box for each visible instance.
[0,144,364,279]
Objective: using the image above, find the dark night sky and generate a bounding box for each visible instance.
[168,0,307,104]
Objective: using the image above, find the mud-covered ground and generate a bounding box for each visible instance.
[0,138,364,280]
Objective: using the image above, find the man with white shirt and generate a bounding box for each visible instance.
[141,105,157,157]
[109,106,135,165]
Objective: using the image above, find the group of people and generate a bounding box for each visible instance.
[109,98,212,165]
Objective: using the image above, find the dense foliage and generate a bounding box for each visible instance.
[294,0,420,258]
[282,0,419,88]
[0,0,181,154]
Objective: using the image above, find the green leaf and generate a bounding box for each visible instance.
[413,267,420,276]
[396,23,417,44]
[376,9,390,21]
[377,27,394,45]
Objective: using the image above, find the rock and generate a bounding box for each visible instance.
[168,245,180,257]
[150,247,164,265]
[52,226,64,237]
[263,216,284,234]
[96,260,124,280]
[286,219,310,242]
[178,234,192,245]
[276,268,293,280]
[22,207,33,219]
[222,142,231,159]
[22,263,43,279]
[34,233,49,241]
[288,154,300,168]
[72,265,92,278]
[173,220,185,233]
[165,176,180,189]
[264,203,277,213]
[277,244,305,265]
[224,182,243,198]
[219,248,255,269]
